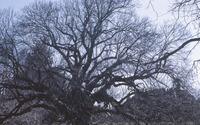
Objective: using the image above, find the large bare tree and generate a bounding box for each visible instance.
[0,0,197,124]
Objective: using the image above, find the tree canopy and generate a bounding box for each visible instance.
[0,0,199,124]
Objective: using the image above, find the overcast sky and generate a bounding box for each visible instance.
[1,0,199,60]
[1,0,200,83]
[1,0,200,63]
[0,0,35,10]
[0,0,170,16]
[0,0,172,22]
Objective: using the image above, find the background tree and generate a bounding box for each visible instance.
[123,87,200,124]
[0,0,198,124]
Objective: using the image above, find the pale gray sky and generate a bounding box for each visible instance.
[1,0,200,85]
[137,0,172,24]
[0,0,174,25]
[0,0,35,10]
[139,1,200,62]
[1,0,199,61]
